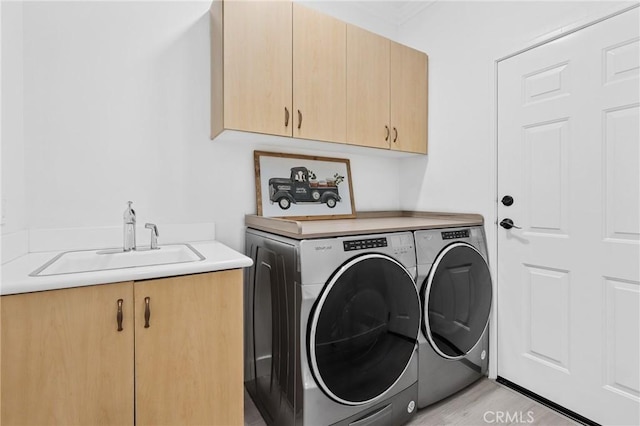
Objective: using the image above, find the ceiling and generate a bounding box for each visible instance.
[364,1,438,26]
[302,0,439,29]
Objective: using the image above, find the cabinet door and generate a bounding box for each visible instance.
[223,0,292,137]
[134,270,243,426]
[1,283,134,425]
[390,42,428,154]
[346,24,390,149]
[293,4,346,143]
[347,25,390,148]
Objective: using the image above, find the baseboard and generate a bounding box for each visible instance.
[495,377,600,426]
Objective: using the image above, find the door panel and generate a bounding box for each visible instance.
[604,105,640,240]
[604,38,639,83]
[497,7,640,425]
[604,278,640,399]
[524,119,570,235]
[522,265,570,371]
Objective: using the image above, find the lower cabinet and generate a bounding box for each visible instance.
[134,271,243,426]
[1,281,135,425]
[0,270,243,426]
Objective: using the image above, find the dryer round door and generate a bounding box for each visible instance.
[308,253,420,406]
[422,242,492,360]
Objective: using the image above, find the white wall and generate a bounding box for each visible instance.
[15,0,403,253]
[395,0,635,377]
[300,0,399,39]
[1,0,28,261]
[6,0,633,256]
[1,0,25,234]
[398,0,634,245]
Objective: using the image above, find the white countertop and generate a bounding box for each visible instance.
[0,241,253,296]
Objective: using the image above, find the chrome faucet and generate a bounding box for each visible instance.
[145,223,159,250]
[123,201,136,251]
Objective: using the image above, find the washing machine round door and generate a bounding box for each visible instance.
[308,253,420,406]
[422,242,492,360]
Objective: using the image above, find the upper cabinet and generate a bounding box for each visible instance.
[293,4,346,143]
[346,25,428,154]
[346,25,391,150]
[213,0,292,137]
[390,41,429,154]
[211,0,428,154]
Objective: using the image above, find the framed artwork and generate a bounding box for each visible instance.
[254,151,356,219]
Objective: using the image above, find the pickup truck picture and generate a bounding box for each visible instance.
[269,167,342,210]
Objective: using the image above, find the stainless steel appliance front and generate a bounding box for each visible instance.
[244,229,420,425]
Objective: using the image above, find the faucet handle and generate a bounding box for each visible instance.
[145,223,159,249]
[124,201,136,224]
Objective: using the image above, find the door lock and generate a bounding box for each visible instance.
[500,218,521,230]
[501,195,514,206]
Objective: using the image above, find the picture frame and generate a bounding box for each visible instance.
[254,151,356,220]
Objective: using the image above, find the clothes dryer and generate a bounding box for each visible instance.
[414,226,492,408]
[244,228,421,425]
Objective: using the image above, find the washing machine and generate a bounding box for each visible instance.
[244,228,421,426]
[414,226,493,408]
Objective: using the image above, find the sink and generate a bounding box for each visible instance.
[30,244,205,276]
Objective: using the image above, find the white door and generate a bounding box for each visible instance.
[497,7,640,426]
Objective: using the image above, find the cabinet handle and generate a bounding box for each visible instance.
[284,107,290,127]
[144,297,151,328]
[297,110,302,129]
[117,299,124,332]
[385,125,390,141]
[393,127,398,143]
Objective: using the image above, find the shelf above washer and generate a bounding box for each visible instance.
[245,211,484,240]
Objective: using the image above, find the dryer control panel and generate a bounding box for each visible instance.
[341,234,414,257]
[343,237,388,251]
[441,229,470,240]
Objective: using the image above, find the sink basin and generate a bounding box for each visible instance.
[30,244,205,276]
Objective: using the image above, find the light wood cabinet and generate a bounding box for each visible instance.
[213,0,292,138]
[213,0,347,142]
[390,41,429,154]
[0,270,243,426]
[346,25,391,150]
[1,282,135,426]
[346,25,428,154]
[135,270,243,426]
[211,0,428,154]
[293,4,346,143]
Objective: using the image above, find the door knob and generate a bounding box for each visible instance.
[500,218,521,230]
[501,195,514,206]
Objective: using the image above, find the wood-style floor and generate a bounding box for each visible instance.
[244,378,579,426]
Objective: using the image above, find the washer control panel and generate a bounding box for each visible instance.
[343,237,388,251]
[441,229,470,240]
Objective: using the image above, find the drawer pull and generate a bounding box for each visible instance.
[117,299,124,332]
[297,110,302,129]
[385,125,390,141]
[285,107,290,127]
[144,297,151,328]
[393,127,398,143]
